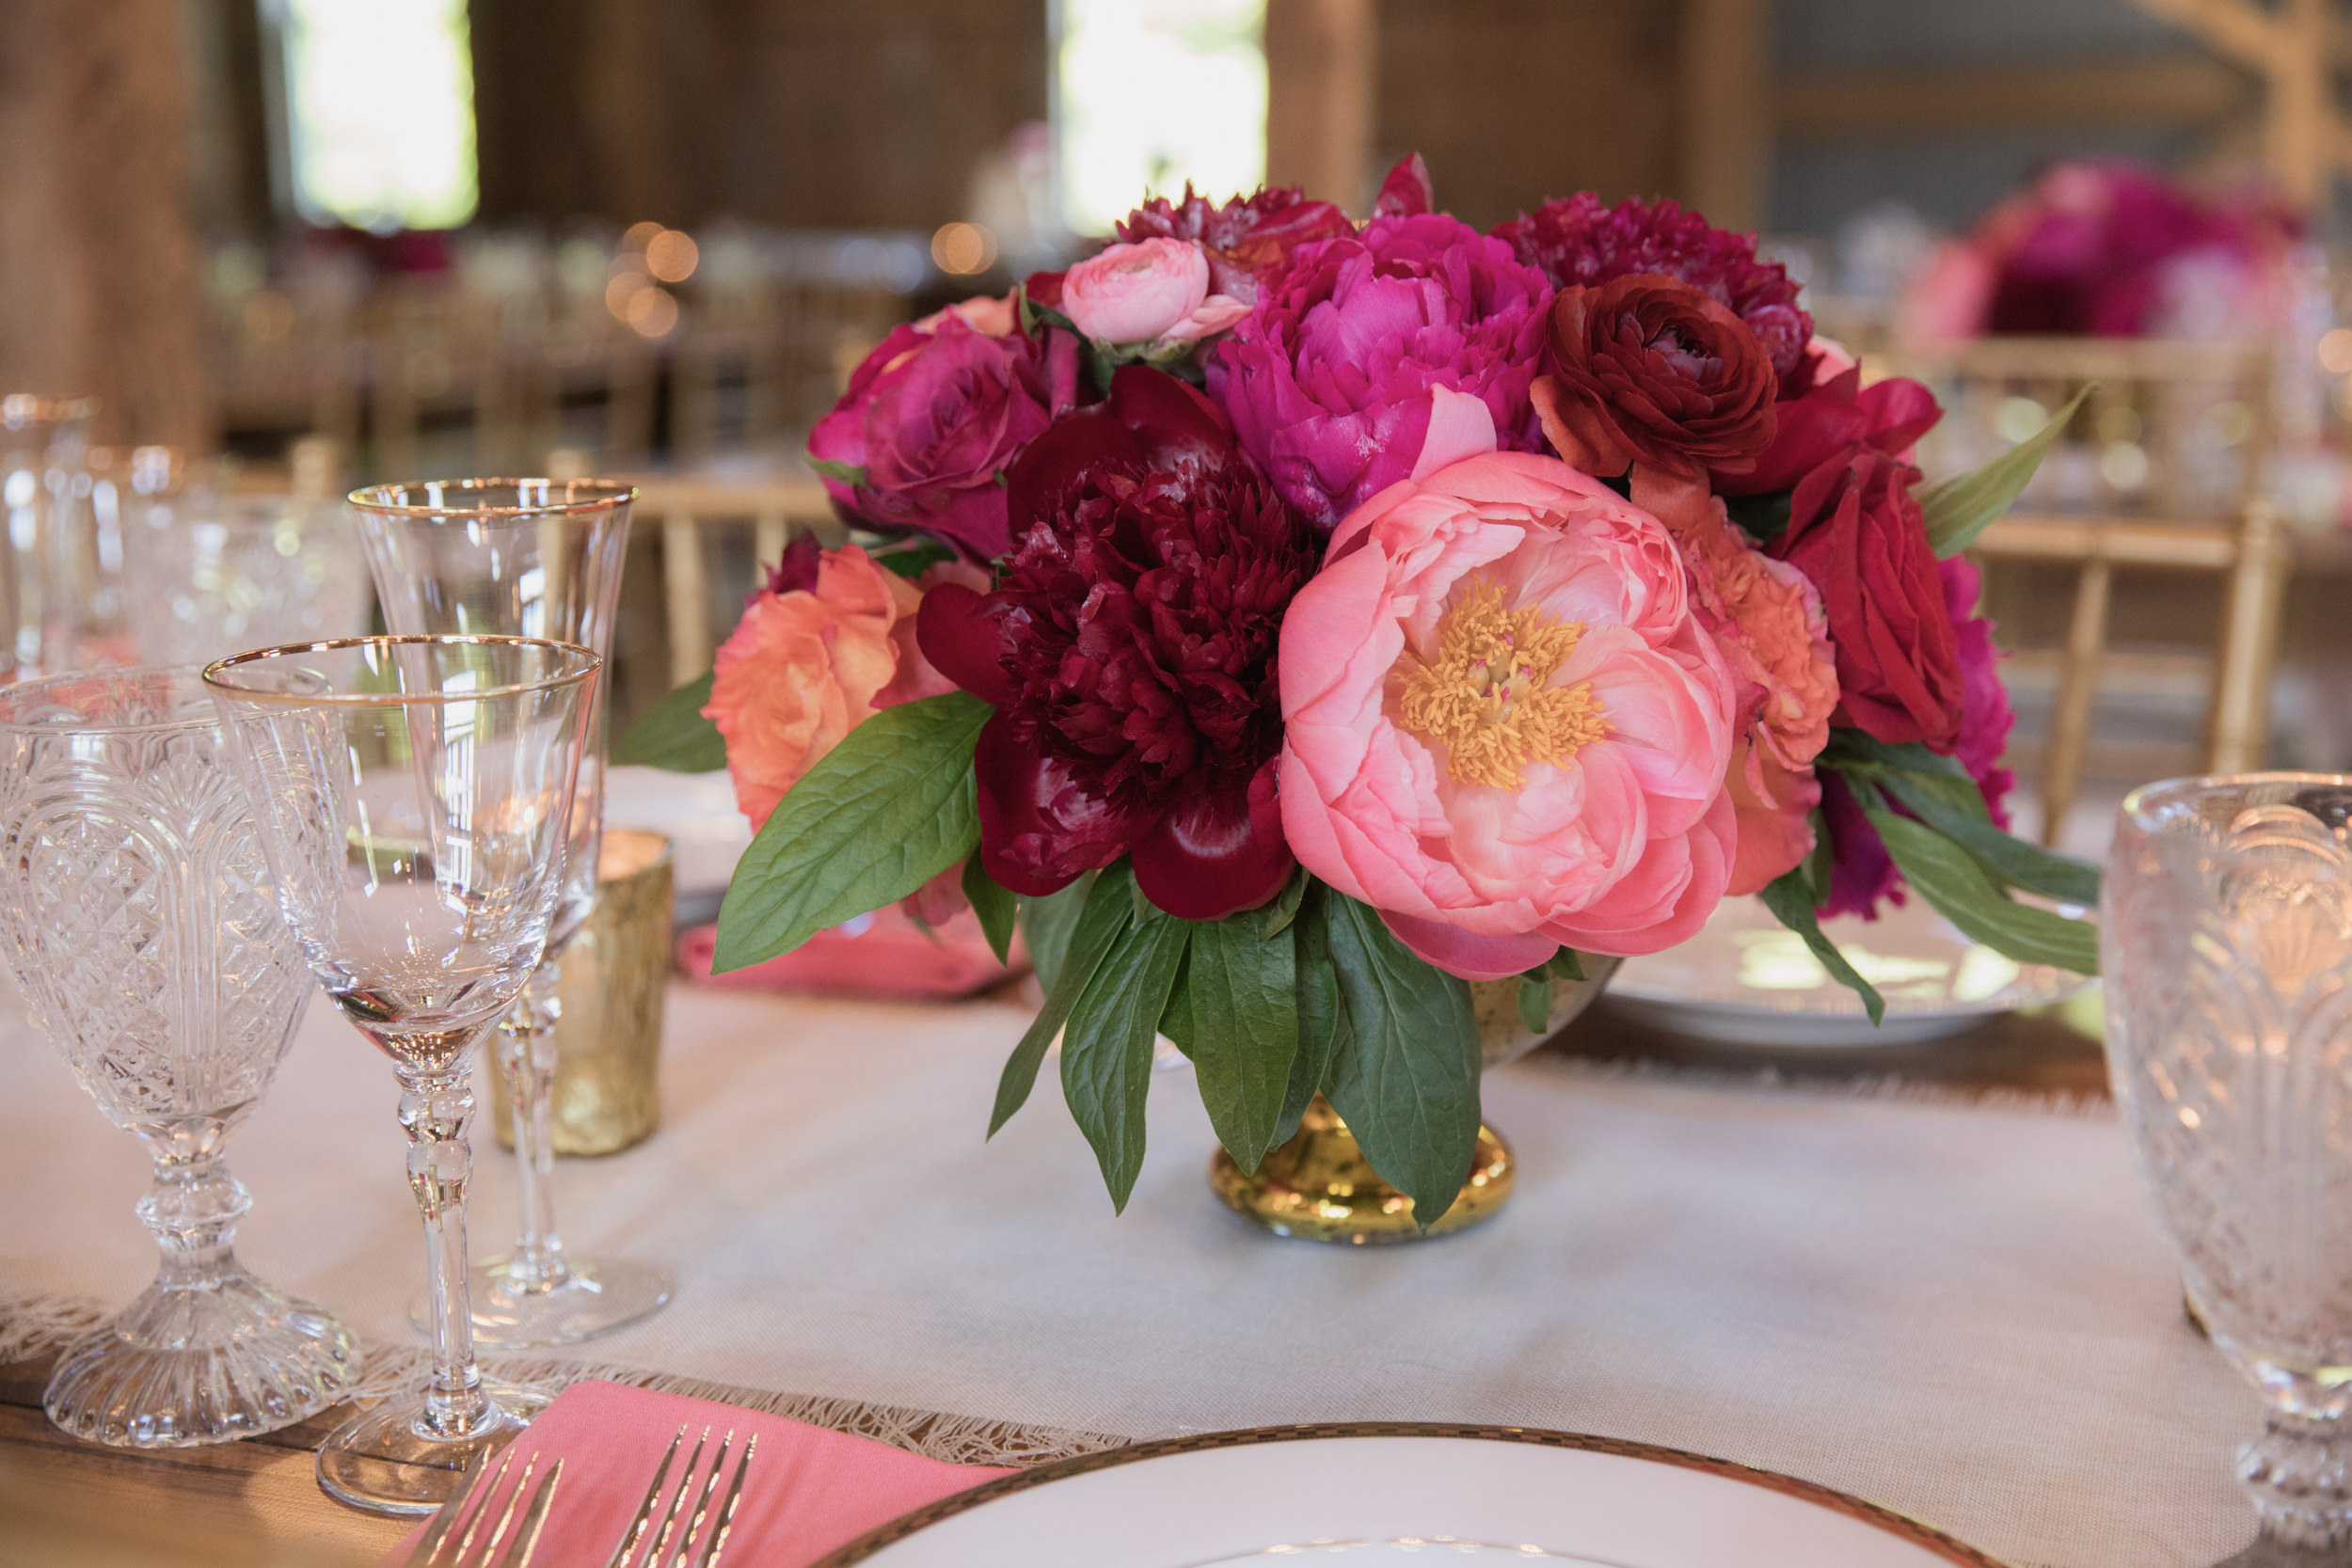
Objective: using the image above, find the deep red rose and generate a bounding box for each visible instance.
[1495,194,1814,384]
[1533,273,1779,482]
[1721,363,1942,498]
[917,366,1314,919]
[1115,183,1356,303]
[1771,447,1963,752]
[808,312,1080,562]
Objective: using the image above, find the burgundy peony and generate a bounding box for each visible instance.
[1771,447,1963,752]
[1721,360,1941,498]
[807,310,1080,562]
[917,366,1315,919]
[1117,182,1357,303]
[1533,273,1779,483]
[1206,212,1551,533]
[1496,194,1814,383]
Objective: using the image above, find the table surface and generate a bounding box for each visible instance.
[0,980,2256,1568]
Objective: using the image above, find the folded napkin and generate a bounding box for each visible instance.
[387,1381,1013,1566]
[678,904,1025,1001]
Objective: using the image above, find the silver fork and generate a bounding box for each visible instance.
[400,1447,565,1568]
[605,1423,759,1568]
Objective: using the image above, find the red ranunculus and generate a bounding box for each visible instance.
[1721,362,1942,498]
[1771,447,1963,752]
[917,366,1315,919]
[1533,273,1779,483]
[807,310,1080,562]
[1116,183,1357,303]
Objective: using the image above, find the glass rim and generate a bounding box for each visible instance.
[0,665,219,736]
[1,392,98,426]
[2121,770,2352,832]
[347,477,639,519]
[201,634,603,707]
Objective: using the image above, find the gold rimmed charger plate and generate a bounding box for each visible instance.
[810,1421,2009,1567]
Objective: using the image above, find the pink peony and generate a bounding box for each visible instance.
[1207,212,1552,534]
[1277,392,1738,977]
[703,544,988,831]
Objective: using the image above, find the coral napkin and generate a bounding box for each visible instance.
[677,905,1025,1001]
[385,1381,1012,1566]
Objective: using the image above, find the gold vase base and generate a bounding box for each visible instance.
[1209,1099,1514,1244]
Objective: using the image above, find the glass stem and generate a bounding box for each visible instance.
[137,1148,246,1293]
[397,1062,490,1439]
[496,960,568,1293]
[2238,1411,2352,1552]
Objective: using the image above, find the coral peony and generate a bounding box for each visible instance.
[1534,273,1779,483]
[1496,194,1814,383]
[1207,212,1552,534]
[703,544,988,831]
[807,309,1080,562]
[1277,392,1738,975]
[917,367,1315,920]
[1117,182,1358,303]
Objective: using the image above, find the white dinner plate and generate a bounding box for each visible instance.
[1601,891,2091,1048]
[809,1425,2005,1568]
[603,764,750,924]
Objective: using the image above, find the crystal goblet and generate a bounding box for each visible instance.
[0,666,358,1446]
[350,478,672,1349]
[205,634,599,1514]
[2106,773,2352,1563]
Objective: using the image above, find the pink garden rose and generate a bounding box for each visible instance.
[1277,393,1738,977]
[1060,238,1248,348]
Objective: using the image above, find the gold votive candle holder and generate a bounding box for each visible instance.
[490,828,673,1156]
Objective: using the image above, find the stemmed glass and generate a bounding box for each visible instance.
[349,478,673,1349]
[205,635,599,1514]
[0,667,357,1446]
[2106,772,2352,1564]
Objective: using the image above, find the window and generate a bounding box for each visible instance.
[274,0,479,230]
[1055,0,1267,236]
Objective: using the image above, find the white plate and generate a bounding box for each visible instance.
[602,764,750,916]
[812,1426,2003,1568]
[1601,892,2090,1048]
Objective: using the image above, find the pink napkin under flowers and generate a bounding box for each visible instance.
[678,904,1025,1001]
[386,1381,1012,1566]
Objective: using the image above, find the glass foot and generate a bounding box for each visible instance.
[415,1255,674,1350]
[314,1384,549,1515]
[44,1266,358,1448]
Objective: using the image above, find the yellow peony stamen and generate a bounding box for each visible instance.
[1393,579,1609,790]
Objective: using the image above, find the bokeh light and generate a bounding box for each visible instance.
[931,223,998,275]
[280,0,478,230]
[1057,0,1266,236]
[627,287,679,338]
[645,230,700,283]
[2320,327,2352,375]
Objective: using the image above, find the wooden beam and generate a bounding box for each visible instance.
[2129,0,2280,72]
[1265,0,1376,213]
[1680,0,1772,234]
[2266,0,2333,208]
[1776,55,2251,139]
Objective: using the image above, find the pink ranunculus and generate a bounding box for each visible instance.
[1061,238,1213,345]
[703,544,988,831]
[1277,395,1739,974]
[1207,212,1553,534]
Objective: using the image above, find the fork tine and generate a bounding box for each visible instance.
[691,1433,755,1568]
[495,1457,564,1568]
[661,1431,734,1568]
[400,1449,493,1568]
[604,1425,687,1568]
[435,1448,520,1568]
[459,1452,537,1568]
[639,1426,711,1568]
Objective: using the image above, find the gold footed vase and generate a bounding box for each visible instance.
[1211,959,1621,1243]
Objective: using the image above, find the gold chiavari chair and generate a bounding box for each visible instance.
[1889,336,2293,845]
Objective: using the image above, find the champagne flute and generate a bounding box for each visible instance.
[349,478,672,1348]
[205,634,598,1514]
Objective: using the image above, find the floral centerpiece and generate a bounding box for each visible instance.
[621,156,2100,1223]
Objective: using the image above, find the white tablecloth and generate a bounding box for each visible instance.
[0,982,2260,1568]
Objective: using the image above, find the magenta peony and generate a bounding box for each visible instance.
[1277,393,1737,976]
[807,308,1080,562]
[1495,194,1813,384]
[1208,213,1552,534]
[1117,183,1358,303]
[916,367,1315,920]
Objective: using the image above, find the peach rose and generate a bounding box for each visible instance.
[1061,237,1244,347]
[1277,391,1738,977]
[703,545,988,830]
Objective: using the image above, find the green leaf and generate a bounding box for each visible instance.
[1185,915,1300,1173]
[805,455,867,489]
[1803,808,1836,906]
[611,672,726,771]
[1548,948,1586,984]
[1259,868,1310,942]
[1724,488,1793,545]
[1865,808,2101,975]
[1518,974,1551,1036]
[989,866,1131,1138]
[1019,872,1097,996]
[871,538,959,580]
[1874,772,2103,907]
[961,857,1017,966]
[1918,384,2092,557]
[1158,968,1195,1055]
[712,693,989,972]
[1275,889,1344,1148]
[1816,730,1972,781]
[1759,869,1887,1026]
[1060,913,1190,1212]
[1321,895,1482,1227]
